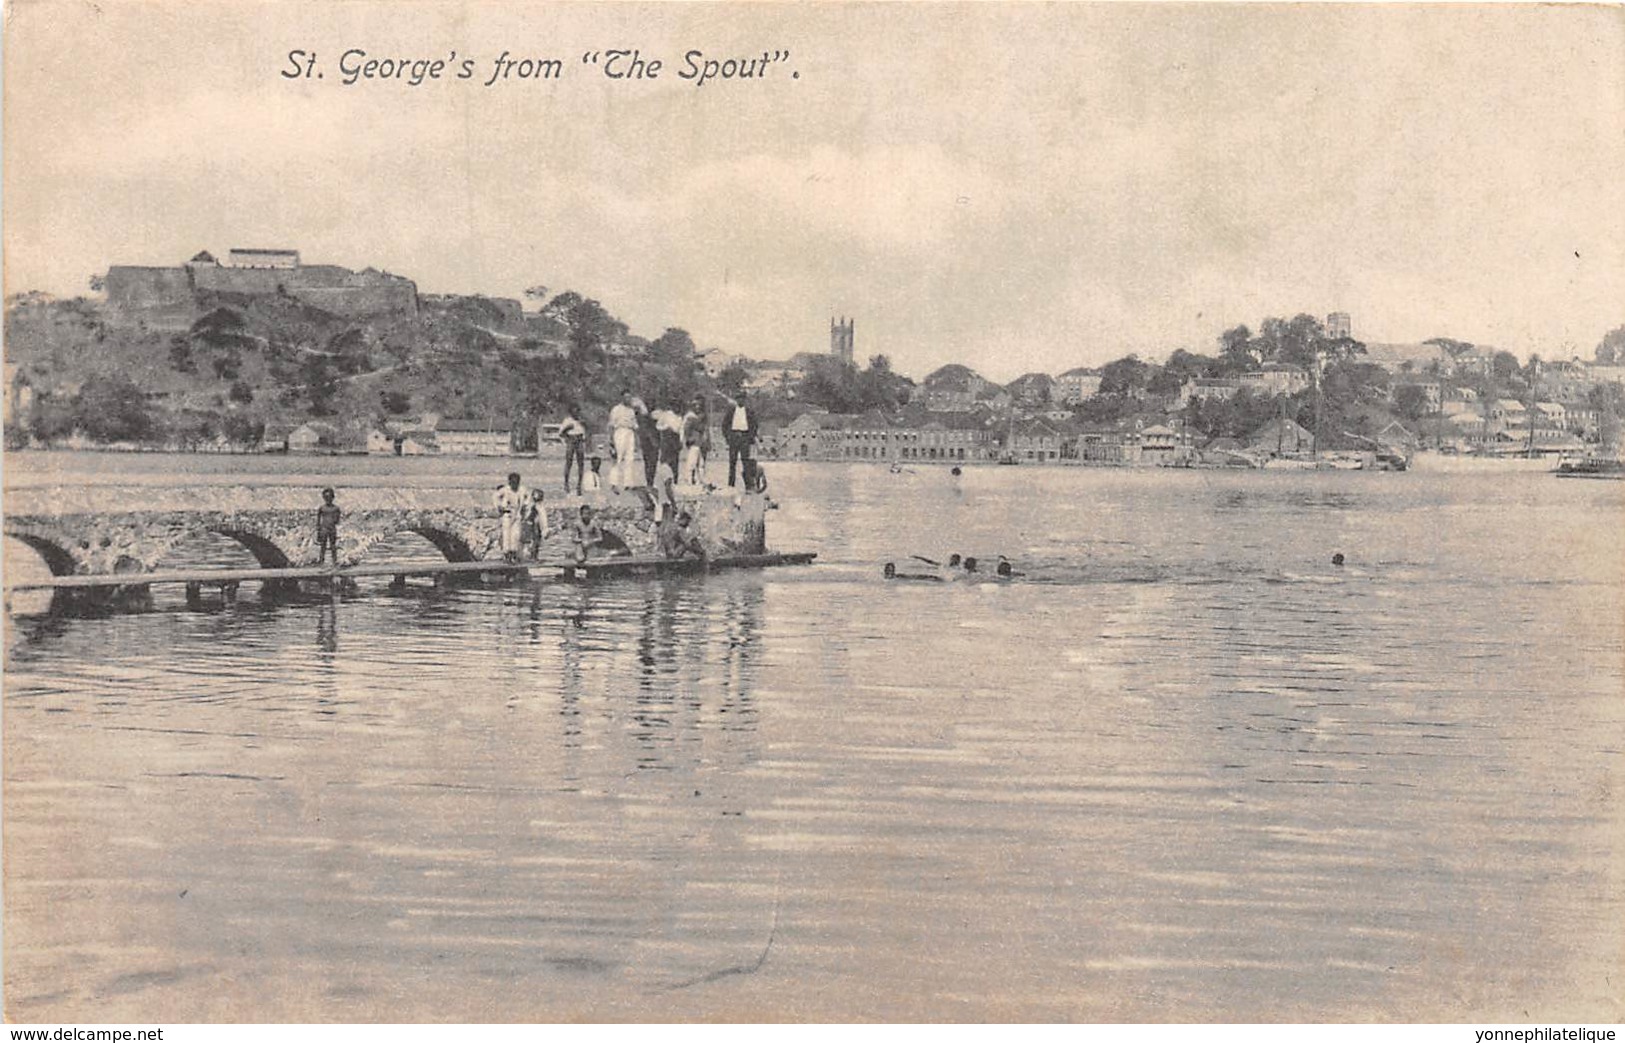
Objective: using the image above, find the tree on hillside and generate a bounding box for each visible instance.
[1163,349,1216,381]
[563,297,626,361]
[524,285,549,303]
[1254,314,1329,370]
[857,354,913,410]
[1098,355,1151,396]
[800,357,862,413]
[541,291,583,323]
[1425,337,1476,358]
[1146,366,1186,400]
[73,375,157,443]
[650,328,698,368]
[1393,384,1433,422]
[1218,325,1254,371]
[1596,325,1625,364]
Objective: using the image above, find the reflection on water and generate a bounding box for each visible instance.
[4,462,1623,1021]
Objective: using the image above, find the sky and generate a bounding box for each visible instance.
[5,2,1623,382]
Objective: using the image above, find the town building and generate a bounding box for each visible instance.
[1237,364,1310,396]
[1055,367,1103,404]
[699,348,745,377]
[1006,373,1056,407]
[919,364,995,412]
[1326,312,1352,340]
[1189,378,1241,402]
[1362,342,1453,375]
[366,428,396,455]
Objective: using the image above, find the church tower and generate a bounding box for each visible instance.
[830,316,855,364]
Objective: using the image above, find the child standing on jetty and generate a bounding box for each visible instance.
[521,488,548,560]
[493,472,529,563]
[316,487,341,567]
[559,403,588,496]
[583,455,605,496]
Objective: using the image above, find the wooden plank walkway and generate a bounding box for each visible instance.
[562,552,817,580]
[4,552,817,591]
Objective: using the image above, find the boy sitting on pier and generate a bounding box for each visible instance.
[657,510,708,562]
[569,505,629,564]
[316,488,341,567]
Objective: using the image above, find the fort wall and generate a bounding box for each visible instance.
[105,266,193,308]
[106,262,419,320]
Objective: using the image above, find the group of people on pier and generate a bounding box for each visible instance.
[558,390,759,498]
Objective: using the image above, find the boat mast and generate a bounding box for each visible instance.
[1313,350,1324,462]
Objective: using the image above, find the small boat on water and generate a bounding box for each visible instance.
[1554,456,1625,480]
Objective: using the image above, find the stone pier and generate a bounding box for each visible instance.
[5,486,768,578]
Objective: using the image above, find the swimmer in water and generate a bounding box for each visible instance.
[1332,552,1345,566]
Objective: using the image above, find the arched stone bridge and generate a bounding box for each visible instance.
[5,492,766,578]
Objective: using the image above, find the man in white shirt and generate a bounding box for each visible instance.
[492,471,530,562]
[607,390,639,494]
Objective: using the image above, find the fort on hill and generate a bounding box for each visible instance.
[105,248,418,320]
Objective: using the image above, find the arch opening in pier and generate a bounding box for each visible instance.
[5,532,78,577]
[208,529,295,570]
[402,527,477,564]
[4,535,66,616]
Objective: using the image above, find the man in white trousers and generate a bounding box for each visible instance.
[607,389,639,494]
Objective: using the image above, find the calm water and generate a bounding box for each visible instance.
[4,457,1623,1021]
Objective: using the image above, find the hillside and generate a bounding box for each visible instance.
[3,287,710,449]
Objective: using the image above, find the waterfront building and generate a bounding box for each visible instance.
[366,428,395,455]
[1008,418,1064,462]
[1245,417,1314,455]
[435,419,513,455]
[399,430,437,455]
[1078,425,1142,464]
[287,423,322,453]
[1138,424,1183,466]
